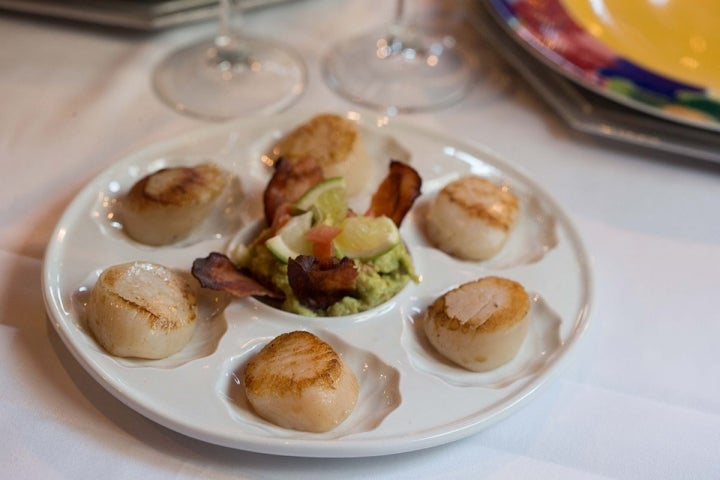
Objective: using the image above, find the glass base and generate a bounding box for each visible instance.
[153,36,306,121]
[322,26,477,114]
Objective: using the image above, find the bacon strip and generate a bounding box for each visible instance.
[191,252,283,299]
[263,157,324,227]
[367,160,422,226]
[287,255,358,310]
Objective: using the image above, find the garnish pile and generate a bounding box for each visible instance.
[192,157,422,316]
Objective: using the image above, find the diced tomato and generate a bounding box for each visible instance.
[305,224,342,242]
[304,224,341,259]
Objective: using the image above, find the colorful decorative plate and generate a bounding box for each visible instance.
[487,0,720,131]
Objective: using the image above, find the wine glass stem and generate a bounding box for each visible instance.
[213,0,249,67]
[392,0,424,27]
[218,0,242,42]
[387,0,426,57]
[393,0,405,25]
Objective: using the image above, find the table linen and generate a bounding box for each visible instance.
[1,1,719,478]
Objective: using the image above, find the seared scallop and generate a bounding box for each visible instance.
[426,176,519,260]
[244,330,359,433]
[86,261,197,359]
[424,276,530,372]
[122,163,227,246]
[271,113,371,196]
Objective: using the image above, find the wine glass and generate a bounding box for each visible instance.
[322,0,477,114]
[153,0,306,121]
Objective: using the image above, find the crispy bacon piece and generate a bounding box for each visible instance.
[367,160,422,226]
[287,255,358,311]
[263,157,324,227]
[191,252,283,299]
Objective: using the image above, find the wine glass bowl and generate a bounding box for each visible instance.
[153,0,306,121]
[322,1,477,114]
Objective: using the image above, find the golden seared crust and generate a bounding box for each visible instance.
[98,262,197,331]
[427,276,530,334]
[126,163,226,208]
[122,163,228,245]
[87,261,198,359]
[440,176,519,231]
[244,331,343,396]
[272,113,359,168]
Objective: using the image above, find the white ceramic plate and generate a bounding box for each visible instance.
[42,111,592,458]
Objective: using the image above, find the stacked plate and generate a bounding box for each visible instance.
[474,0,720,164]
[0,0,294,30]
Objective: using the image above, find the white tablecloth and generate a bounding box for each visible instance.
[2,1,719,478]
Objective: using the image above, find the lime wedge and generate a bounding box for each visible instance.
[265,211,314,263]
[334,215,400,260]
[295,177,347,225]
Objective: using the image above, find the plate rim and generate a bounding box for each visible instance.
[470,2,720,165]
[485,0,720,133]
[41,110,594,457]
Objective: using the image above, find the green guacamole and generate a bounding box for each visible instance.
[241,240,417,317]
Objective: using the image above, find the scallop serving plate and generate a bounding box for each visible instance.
[42,110,592,457]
